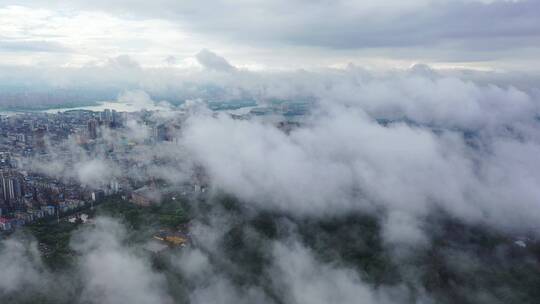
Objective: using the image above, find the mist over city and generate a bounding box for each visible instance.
[1,1,540,304]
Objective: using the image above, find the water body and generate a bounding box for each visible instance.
[2,100,261,116]
[0,101,171,116]
[44,101,171,113]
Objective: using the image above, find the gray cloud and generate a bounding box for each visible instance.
[0,238,45,293]
[3,0,539,63]
[195,49,236,72]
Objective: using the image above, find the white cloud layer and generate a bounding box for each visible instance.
[177,66,540,242]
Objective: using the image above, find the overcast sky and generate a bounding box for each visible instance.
[0,0,539,70]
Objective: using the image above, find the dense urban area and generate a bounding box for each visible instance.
[0,109,174,229]
[0,102,304,233]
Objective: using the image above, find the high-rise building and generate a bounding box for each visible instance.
[111,110,122,127]
[33,127,47,149]
[0,152,11,169]
[87,119,98,139]
[153,124,170,142]
[0,171,23,208]
[104,109,112,120]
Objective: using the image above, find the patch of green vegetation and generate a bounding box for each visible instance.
[298,214,400,286]
[96,195,190,231]
[418,221,540,304]
[24,220,80,269]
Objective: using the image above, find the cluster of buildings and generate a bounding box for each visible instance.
[0,107,204,232]
[0,164,101,231]
[0,200,86,231]
[0,109,126,153]
[0,109,129,231]
[0,100,302,232]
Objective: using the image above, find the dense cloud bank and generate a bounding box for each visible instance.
[182,77,540,240]
[2,54,540,303]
